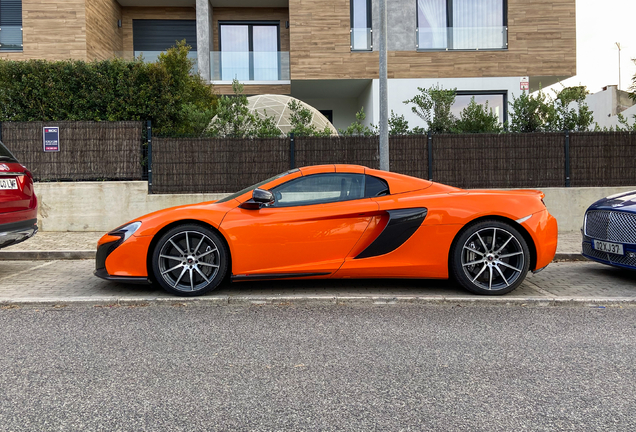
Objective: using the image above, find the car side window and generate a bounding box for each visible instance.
[271,173,365,207]
[365,175,389,197]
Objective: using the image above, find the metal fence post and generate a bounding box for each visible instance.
[147,120,152,194]
[564,130,570,187]
[427,130,433,181]
[289,132,295,169]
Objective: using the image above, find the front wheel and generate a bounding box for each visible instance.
[151,224,228,296]
[451,220,530,295]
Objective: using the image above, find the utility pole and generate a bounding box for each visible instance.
[616,42,622,90]
[378,0,389,171]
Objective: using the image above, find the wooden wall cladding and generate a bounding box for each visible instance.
[214,84,291,96]
[0,0,88,61]
[212,8,290,52]
[288,0,576,80]
[121,7,196,57]
[86,0,123,61]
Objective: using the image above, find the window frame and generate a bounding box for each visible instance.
[0,0,23,52]
[454,90,508,125]
[415,0,508,52]
[350,0,373,52]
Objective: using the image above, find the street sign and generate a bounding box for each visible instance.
[43,127,59,152]
[520,77,529,91]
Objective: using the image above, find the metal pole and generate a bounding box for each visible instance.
[378,0,389,171]
[147,120,152,194]
[289,132,295,169]
[427,130,433,181]
[616,42,621,90]
[564,130,570,187]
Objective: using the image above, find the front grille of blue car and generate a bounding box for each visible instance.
[584,210,636,244]
[583,242,636,268]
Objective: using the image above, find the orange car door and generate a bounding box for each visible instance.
[220,173,379,276]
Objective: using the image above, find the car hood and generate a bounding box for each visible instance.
[588,190,636,213]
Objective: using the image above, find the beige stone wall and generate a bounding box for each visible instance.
[86,0,123,60]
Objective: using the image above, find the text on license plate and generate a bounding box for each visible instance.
[0,178,17,190]
[593,240,624,255]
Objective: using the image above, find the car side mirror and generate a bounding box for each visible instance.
[239,188,274,210]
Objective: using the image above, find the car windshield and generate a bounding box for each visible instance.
[216,169,300,203]
[0,141,19,163]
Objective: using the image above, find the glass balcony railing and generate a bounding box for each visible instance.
[133,50,198,73]
[211,51,290,82]
[351,27,372,51]
[0,26,22,51]
[416,26,507,50]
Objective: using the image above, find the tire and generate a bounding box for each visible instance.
[450,220,530,295]
[151,224,229,296]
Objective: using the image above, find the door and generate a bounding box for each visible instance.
[220,173,379,276]
[219,22,279,81]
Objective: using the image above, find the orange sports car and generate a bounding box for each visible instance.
[95,165,558,296]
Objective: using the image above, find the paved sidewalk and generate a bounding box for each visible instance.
[0,260,634,307]
[1,231,584,259]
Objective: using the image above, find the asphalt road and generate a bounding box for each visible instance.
[0,304,635,431]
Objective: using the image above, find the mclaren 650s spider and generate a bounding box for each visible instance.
[95,165,558,296]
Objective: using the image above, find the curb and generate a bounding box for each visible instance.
[0,251,586,262]
[0,251,95,260]
[1,295,634,308]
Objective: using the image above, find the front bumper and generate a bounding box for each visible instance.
[94,238,151,284]
[581,232,636,270]
[0,218,38,249]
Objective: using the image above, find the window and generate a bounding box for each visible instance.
[219,21,280,81]
[132,20,197,64]
[350,0,372,51]
[0,0,22,51]
[271,174,365,207]
[451,91,507,124]
[417,0,507,50]
[365,176,389,197]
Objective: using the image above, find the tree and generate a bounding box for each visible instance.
[339,108,377,136]
[454,97,502,133]
[403,85,457,133]
[507,89,555,133]
[550,86,594,131]
[287,100,332,137]
[207,80,281,138]
[388,110,410,135]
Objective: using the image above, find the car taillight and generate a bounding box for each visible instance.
[23,169,33,181]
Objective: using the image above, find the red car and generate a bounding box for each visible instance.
[0,141,37,248]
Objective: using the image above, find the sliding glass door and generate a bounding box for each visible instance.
[220,22,280,81]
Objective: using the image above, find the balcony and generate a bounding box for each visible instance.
[416,26,508,51]
[0,26,22,51]
[211,51,290,83]
[350,28,372,51]
[133,50,198,74]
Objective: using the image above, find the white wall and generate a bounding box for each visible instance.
[364,77,526,128]
[300,98,359,131]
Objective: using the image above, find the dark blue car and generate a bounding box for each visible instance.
[582,191,636,270]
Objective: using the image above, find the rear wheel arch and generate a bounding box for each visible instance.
[448,215,538,275]
[146,219,232,283]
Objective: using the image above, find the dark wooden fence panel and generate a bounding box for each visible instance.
[570,132,636,187]
[390,135,429,180]
[152,137,289,194]
[2,121,144,181]
[295,136,380,168]
[432,133,564,189]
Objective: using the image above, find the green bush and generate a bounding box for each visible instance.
[0,41,216,136]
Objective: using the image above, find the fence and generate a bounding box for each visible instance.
[151,131,636,193]
[1,121,145,181]
[1,121,634,193]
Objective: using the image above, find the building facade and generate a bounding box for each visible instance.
[0,0,576,130]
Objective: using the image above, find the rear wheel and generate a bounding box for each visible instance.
[451,220,530,295]
[151,224,228,296]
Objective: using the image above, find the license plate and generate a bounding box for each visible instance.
[0,178,17,190]
[593,240,624,255]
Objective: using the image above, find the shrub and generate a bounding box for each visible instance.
[0,41,217,136]
[403,85,457,133]
[455,97,503,133]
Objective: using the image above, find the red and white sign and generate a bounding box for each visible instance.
[520,77,529,91]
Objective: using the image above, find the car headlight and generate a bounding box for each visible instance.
[108,221,142,242]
